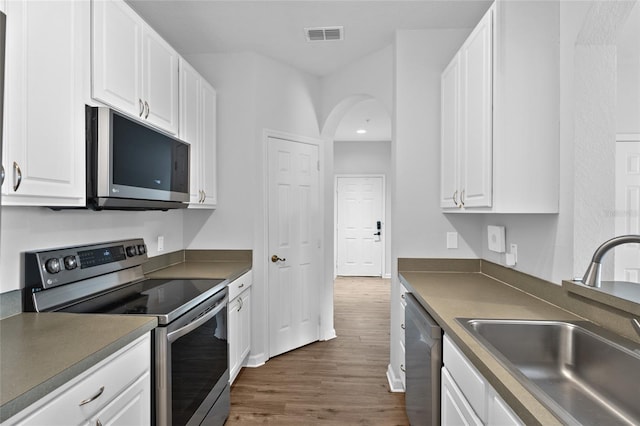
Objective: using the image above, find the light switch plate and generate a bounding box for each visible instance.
[447,232,458,249]
[487,226,506,253]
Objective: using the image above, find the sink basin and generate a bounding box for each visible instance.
[458,319,640,425]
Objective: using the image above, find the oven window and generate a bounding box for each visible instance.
[171,305,227,425]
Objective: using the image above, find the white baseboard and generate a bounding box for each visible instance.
[245,352,267,368]
[383,273,391,279]
[386,364,405,393]
[320,328,337,341]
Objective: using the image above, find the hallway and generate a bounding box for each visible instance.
[226,276,409,425]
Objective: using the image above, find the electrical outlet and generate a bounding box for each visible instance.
[157,235,165,252]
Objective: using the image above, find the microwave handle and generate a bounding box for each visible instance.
[167,297,227,343]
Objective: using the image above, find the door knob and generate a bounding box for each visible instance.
[271,255,286,263]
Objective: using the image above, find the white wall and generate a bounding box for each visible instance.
[183,51,324,364]
[334,140,392,276]
[0,207,184,292]
[393,29,482,263]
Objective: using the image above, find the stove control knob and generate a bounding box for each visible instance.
[45,258,61,274]
[63,256,77,270]
[126,245,138,257]
[137,244,146,255]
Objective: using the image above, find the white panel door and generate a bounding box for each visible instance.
[336,176,384,276]
[615,138,640,283]
[268,137,320,358]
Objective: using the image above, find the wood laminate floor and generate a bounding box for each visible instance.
[227,276,409,425]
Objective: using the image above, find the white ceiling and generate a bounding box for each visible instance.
[127,0,493,77]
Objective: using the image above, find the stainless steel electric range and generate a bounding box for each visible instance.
[23,239,229,426]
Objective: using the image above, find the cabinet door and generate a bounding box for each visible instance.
[459,6,493,208]
[179,58,202,205]
[199,80,217,207]
[228,296,241,383]
[141,26,179,135]
[441,367,483,426]
[238,290,251,364]
[440,54,460,209]
[92,0,142,118]
[2,0,87,206]
[487,387,523,426]
[90,372,151,426]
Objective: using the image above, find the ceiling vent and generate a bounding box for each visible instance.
[304,26,344,42]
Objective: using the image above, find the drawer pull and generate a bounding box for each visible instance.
[401,323,406,330]
[238,283,244,289]
[79,386,104,406]
[401,293,405,299]
[400,364,406,373]
[96,420,103,426]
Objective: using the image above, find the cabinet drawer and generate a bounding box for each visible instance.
[441,367,483,426]
[228,270,252,300]
[8,334,150,425]
[443,334,486,421]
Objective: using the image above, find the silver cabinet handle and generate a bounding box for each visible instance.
[460,189,465,207]
[400,364,406,373]
[13,162,22,192]
[238,297,243,312]
[144,101,149,119]
[453,190,458,207]
[138,99,144,117]
[202,190,206,202]
[97,420,102,426]
[401,323,405,330]
[238,283,244,289]
[401,293,405,299]
[1,164,5,187]
[79,386,104,406]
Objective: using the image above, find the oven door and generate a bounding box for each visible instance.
[155,289,229,426]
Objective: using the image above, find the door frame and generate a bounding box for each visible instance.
[261,129,327,360]
[334,174,386,278]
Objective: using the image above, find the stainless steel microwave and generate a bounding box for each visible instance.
[86,106,190,210]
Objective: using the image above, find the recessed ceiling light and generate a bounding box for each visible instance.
[356,129,367,134]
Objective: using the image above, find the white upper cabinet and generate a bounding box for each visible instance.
[440,55,460,209]
[179,58,217,208]
[1,0,88,207]
[92,0,179,135]
[441,1,559,213]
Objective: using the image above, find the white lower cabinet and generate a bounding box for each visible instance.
[442,334,522,426]
[228,271,252,384]
[2,334,151,426]
[442,367,483,426]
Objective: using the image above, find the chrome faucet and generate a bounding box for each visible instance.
[582,235,640,287]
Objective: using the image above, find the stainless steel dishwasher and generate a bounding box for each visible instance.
[405,293,442,426]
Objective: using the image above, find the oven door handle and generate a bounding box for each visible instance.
[167,297,228,343]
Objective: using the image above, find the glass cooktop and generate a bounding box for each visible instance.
[60,278,226,325]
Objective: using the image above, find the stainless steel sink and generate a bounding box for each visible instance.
[457,319,640,426]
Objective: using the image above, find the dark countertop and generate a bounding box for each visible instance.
[145,261,251,282]
[399,269,579,426]
[0,313,157,422]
